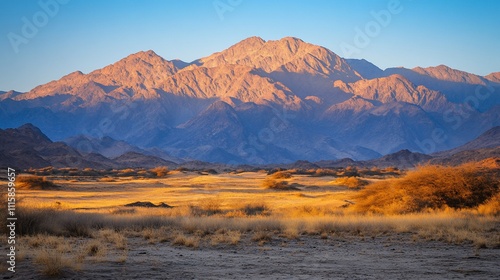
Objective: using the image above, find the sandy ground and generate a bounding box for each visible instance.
[8,234,500,280]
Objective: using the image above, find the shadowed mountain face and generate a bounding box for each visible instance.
[0,124,177,170]
[2,123,498,170]
[1,37,499,164]
[0,124,104,169]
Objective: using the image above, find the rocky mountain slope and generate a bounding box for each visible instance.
[1,37,499,164]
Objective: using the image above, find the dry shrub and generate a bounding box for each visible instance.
[311,168,338,177]
[241,203,269,216]
[85,240,107,257]
[262,178,298,191]
[151,166,169,177]
[98,229,127,250]
[16,205,106,236]
[17,176,60,190]
[282,224,301,240]
[331,177,369,189]
[288,205,336,217]
[353,164,499,214]
[270,171,292,179]
[252,231,272,245]
[191,197,223,216]
[16,207,57,235]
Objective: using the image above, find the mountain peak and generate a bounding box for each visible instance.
[15,123,52,143]
[277,36,305,46]
[120,49,165,63]
[237,36,266,46]
[485,72,500,83]
[19,123,40,130]
[279,36,304,43]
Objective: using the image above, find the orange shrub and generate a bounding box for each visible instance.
[352,164,499,214]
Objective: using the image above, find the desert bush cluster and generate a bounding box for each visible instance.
[284,166,402,178]
[25,165,402,179]
[26,166,172,178]
[352,164,500,214]
[17,176,61,190]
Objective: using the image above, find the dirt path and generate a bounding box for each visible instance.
[10,235,500,279]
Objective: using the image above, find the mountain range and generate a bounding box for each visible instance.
[1,36,499,164]
[0,123,498,170]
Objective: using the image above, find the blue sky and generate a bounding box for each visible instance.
[1,0,499,92]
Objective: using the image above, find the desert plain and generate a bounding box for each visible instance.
[2,165,499,279]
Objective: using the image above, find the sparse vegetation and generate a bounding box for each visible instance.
[12,163,500,277]
[171,233,200,248]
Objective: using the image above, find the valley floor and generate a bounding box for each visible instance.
[4,169,499,279]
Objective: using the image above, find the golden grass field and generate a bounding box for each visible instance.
[3,164,500,278]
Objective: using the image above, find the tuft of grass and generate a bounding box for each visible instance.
[210,230,241,246]
[85,240,107,257]
[171,233,200,248]
[34,248,74,276]
[98,229,128,250]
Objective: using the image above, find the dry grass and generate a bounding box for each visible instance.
[85,239,107,257]
[12,166,500,277]
[27,235,82,276]
[171,233,200,248]
[97,229,128,250]
[252,231,273,245]
[33,248,76,276]
[210,230,241,246]
[477,192,500,215]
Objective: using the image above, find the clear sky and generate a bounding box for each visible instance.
[1,0,499,92]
